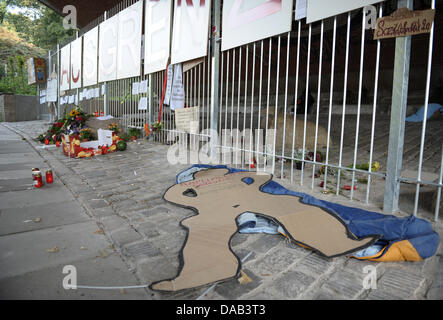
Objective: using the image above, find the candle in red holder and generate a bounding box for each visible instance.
[32,168,40,180]
[45,169,54,184]
[33,172,43,188]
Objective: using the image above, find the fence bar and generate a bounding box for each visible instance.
[350,8,367,200]
[435,145,443,221]
[272,35,281,175]
[257,41,264,170]
[383,0,413,213]
[366,5,383,204]
[413,0,435,216]
[336,12,351,195]
[312,21,324,189]
[281,32,291,179]
[242,45,249,169]
[301,24,312,186]
[291,20,301,184]
[210,0,221,161]
[323,17,337,191]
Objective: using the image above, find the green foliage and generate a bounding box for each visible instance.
[0,54,36,95]
[2,0,76,51]
[128,127,142,138]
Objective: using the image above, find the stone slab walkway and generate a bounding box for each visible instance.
[1,120,441,300]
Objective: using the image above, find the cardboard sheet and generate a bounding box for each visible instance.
[151,168,379,292]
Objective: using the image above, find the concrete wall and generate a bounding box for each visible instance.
[0,94,43,122]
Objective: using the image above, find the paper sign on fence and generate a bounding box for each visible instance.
[138,97,148,110]
[175,106,200,134]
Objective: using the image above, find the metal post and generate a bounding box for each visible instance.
[48,49,53,122]
[57,44,61,118]
[383,0,413,213]
[103,11,108,116]
[209,0,221,161]
[76,30,80,109]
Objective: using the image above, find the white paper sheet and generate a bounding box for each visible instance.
[138,97,148,110]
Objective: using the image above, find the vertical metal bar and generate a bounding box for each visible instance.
[257,41,264,170]
[231,48,235,163]
[236,47,242,167]
[224,51,230,164]
[336,12,351,195]
[272,36,281,175]
[264,38,272,172]
[243,45,249,169]
[249,42,256,168]
[435,145,443,221]
[413,0,435,216]
[281,32,291,179]
[324,17,337,191]
[350,8,367,200]
[312,21,324,189]
[291,21,301,184]
[57,44,61,118]
[366,5,383,203]
[210,0,221,161]
[301,24,312,186]
[384,0,413,213]
[219,53,224,141]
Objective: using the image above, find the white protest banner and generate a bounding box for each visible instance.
[99,14,119,82]
[221,0,293,51]
[145,0,173,74]
[70,37,82,89]
[117,1,143,80]
[83,26,98,87]
[169,63,184,110]
[164,64,174,105]
[171,0,211,65]
[60,44,70,91]
[306,0,385,23]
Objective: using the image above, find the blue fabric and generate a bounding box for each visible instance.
[175,165,440,260]
[405,103,443,122]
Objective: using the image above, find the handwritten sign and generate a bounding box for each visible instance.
[374,8,435,40]
[175,106,200,134]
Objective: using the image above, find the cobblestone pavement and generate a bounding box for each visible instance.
[2,120,442,300]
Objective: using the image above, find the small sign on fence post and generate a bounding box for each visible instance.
[374,8,435,40]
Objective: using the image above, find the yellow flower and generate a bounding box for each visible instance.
[371,161,380,172]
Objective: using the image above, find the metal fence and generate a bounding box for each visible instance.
[38,0,442,222]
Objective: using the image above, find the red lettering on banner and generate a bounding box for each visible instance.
[177,0,205,7]
[71,65,80,83]
[226,0,282,30]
